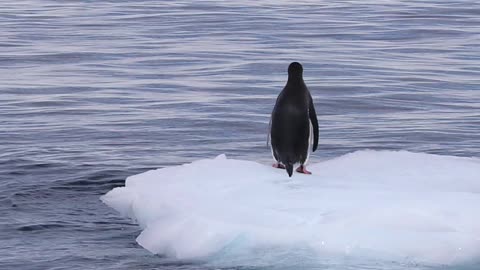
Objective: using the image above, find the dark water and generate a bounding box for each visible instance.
[1,1,479,269]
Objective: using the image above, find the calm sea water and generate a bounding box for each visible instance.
[1,1,479,269]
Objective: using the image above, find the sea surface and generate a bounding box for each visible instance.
[1,1,479,269]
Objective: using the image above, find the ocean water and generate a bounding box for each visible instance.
[1,1,479,269]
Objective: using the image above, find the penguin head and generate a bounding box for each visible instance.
[288,62,303,79]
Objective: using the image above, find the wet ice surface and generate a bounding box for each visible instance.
[102,151,480,268]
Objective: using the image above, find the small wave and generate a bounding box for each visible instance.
[17,223,68,232]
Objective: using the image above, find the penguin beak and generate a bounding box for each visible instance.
[285,163,293,177]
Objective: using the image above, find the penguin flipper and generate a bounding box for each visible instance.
[308,95,319,152]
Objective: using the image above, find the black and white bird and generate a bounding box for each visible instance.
[269,62,319,177]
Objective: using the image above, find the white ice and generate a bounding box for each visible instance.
[101,150,480,266]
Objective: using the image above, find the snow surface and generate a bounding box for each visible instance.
[101,150,480,266]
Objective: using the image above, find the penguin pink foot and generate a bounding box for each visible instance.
[296,165,311,174]
[272,163,286,169]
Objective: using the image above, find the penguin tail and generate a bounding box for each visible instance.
[285,163,294,177]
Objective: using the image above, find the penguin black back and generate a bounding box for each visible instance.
[270,62,319,177]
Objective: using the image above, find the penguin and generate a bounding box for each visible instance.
[269,62,319,177]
